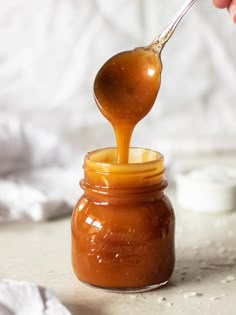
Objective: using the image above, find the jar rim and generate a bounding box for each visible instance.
[83,147,165,192]
[85,147,163,168]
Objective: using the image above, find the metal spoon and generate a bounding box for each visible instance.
[94,0,199,124]
[148,0,198,54]
[94,0,198,163]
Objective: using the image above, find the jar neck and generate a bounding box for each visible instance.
[80,179,167,204]
[81,147,167,204]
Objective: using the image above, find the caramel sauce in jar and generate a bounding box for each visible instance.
[71,148,175,292]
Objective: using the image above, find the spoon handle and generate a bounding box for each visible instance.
[151,0,198,53]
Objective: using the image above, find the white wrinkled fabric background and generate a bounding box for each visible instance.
[0,0,235,222]
[0,0,235,155]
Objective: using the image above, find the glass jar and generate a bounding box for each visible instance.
[71,147,175,292]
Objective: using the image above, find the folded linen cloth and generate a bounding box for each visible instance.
[0,116,78,223]
[0,115,70,176]
[0,279,71,315]
[0,168,76,223]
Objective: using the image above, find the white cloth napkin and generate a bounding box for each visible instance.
[0,115,70,175]
[0,279,71,315]
[0,116,78,223]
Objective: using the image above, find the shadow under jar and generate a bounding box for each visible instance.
[71,147,175,293]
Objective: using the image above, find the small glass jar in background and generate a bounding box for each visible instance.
[71,147,175,293]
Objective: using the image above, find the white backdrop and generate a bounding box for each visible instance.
[0,0,235,158]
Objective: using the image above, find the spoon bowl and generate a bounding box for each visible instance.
[94,47,162,126]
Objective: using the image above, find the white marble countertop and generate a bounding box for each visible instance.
[1,157,236,315]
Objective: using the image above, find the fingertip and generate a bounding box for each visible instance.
[228,4,236,23]
[212,0,231,9]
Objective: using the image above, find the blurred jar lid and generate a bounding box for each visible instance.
[176,166,236,213]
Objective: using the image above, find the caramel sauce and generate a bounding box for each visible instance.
[71,148,175,290]
[94,47,162,163]
[72,191,175,289]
